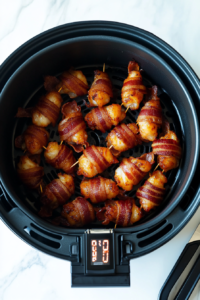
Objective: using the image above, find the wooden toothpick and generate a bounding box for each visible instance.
[40,184,43,193]
[154,163,159,171]
[109,145,113,150]
[70,161,79,168]
[114,223,117,229]
[43,146,47,150]
[103,63,105,72]
[58,87,62,93]
[60,140,63,145]
[125,107,129,113]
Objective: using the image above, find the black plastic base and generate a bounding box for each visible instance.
[71,274,130,287]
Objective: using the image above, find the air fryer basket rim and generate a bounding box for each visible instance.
[1,20,200,94]
[0,33,199,235]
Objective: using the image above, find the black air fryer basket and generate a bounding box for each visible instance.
[0,21,200,287]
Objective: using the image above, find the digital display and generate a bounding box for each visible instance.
[86,233,114,273]
[91,239,110,265]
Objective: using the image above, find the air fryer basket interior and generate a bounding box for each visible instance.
[0,35,198,232]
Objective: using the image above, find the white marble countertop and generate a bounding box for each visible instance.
[0,0,200,299]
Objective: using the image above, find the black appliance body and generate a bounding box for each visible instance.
[0,21,200,287]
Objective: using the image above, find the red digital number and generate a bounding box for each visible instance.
[91,240,97,262]
[102,239,109,264]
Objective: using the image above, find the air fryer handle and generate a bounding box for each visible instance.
[159,241,200,300]
[175,255,200,300]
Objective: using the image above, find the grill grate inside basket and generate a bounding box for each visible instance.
[13,64,183,228]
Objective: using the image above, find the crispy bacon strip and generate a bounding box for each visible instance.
[61,100,81,117]
[58,101,89,152]
[121,61,147,110]
[33,92,62,127]
[96,198,143,227]
[60,197,95,227]
[152,131,182,172]
[44,142,76,174]
[136,170,167,211]
[15,125,49,154]
[44,68,89,98]
[80,176,119,203]
[85,104,126,133]
[137,86,162,141]
[86,70,113,107]
[16,92,63,127]
[114,153,154,191]
[39,173,75,218]
[17,155,44,189]
[106,123,142,156]
[77,145,119,178]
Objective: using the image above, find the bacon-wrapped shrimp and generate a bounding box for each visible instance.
[114,153,154,191]
[44,142,76,174]
[58,101,89,152]
[80,176,119,203]
[15,125,49,155]
[60,197,95,227]
[85,104,126,133]
[96,198,143,227]
[16,92,63,127]
[44,68,89,98]
[136,170,167,212]
[152,130,182,172]
[86,70,113,107]
[121,61,146,110]
[17,155,44,189]
[106,123,142,156]
[137,86,162,141]
[39,173,75,218]
[77,145,118,178]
